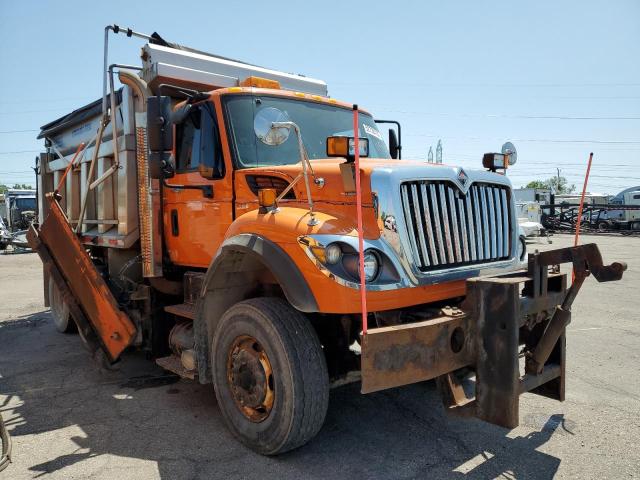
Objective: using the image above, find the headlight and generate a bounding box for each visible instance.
[325,243,342,264]
[518,236,526,261]
[362,250,380,281]
[342,249,380,282]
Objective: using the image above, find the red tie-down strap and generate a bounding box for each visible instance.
[353,105,368,335]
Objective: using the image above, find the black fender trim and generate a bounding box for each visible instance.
[212,234,318,312]
[194,234,318,383]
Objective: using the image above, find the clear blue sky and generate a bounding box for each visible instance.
[1,0,639,194]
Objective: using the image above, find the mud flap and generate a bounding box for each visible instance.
[27,196,136,362]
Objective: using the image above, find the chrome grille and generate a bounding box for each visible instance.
[400,181,512,272]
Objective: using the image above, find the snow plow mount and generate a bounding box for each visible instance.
[361,244,626,429]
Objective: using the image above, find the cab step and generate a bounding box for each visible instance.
[163,271,203,320]
[156,354,197,380]
[164,303,195,319]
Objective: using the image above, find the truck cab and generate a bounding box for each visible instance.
[157,86,523,312]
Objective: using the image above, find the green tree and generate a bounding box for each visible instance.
[523,180,547,189]
[0,184,34,195]
[547,176,575,194]
[523,177,575,194]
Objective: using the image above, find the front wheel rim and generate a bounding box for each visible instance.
[226,335,274,422]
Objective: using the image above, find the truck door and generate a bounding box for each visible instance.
[163,102,233,268]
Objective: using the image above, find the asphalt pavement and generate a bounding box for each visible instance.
[0,234,638,479]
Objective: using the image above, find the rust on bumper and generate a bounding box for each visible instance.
[361,244,626,429]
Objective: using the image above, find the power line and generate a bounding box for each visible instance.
[0,150,40,155]
[0,96,94,106]
[504,162,638,167]
[376,110,640,121]
[0,108,69,116]
[333,81,640,87]
[506,171,640,179]
[407,133,640,145]
[0,129,39,134]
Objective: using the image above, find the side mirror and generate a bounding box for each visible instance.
[389,129,399,159]
[147,96,172,152]
[374,119,402,159]
[147,96,173,179]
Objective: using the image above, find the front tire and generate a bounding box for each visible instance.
[48,278,77,334]
[211,297,329,455]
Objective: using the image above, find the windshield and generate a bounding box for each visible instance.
[224,95,390,168]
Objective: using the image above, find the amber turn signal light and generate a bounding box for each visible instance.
[239,76,281,89]
[258,188,277,209]
[309,245,327,263]
[326,136,369,158]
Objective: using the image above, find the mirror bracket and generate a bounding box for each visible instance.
[374,119,402,159]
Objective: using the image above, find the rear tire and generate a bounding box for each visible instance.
[48,278,77,334]
[211,297,329,455]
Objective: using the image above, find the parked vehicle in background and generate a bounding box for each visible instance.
[2,189,36,231]
[0,189,36,252]
[28,25,626,455]
[516,202,551,242]
[598,190,640,231]
[0,216,10,251]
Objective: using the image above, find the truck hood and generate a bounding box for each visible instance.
[234,157,520,289]
[237,157,512,206]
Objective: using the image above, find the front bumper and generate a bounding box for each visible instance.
[360,243,626,428]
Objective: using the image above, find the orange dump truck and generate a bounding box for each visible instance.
[29,25,626,454]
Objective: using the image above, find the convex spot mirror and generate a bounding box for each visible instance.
[254,107,290,146]
[501,141,518,166]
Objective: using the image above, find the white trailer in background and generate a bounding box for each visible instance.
[600,190,640,230]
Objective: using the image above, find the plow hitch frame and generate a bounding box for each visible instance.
[27,195,137,364]
[361,243,626,429]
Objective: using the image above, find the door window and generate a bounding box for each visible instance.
[175,103,224,178]
[176,108,201,171]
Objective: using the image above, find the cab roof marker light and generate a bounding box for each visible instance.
[240,76,281,89]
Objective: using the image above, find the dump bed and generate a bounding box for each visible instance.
[37,87,140,248]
